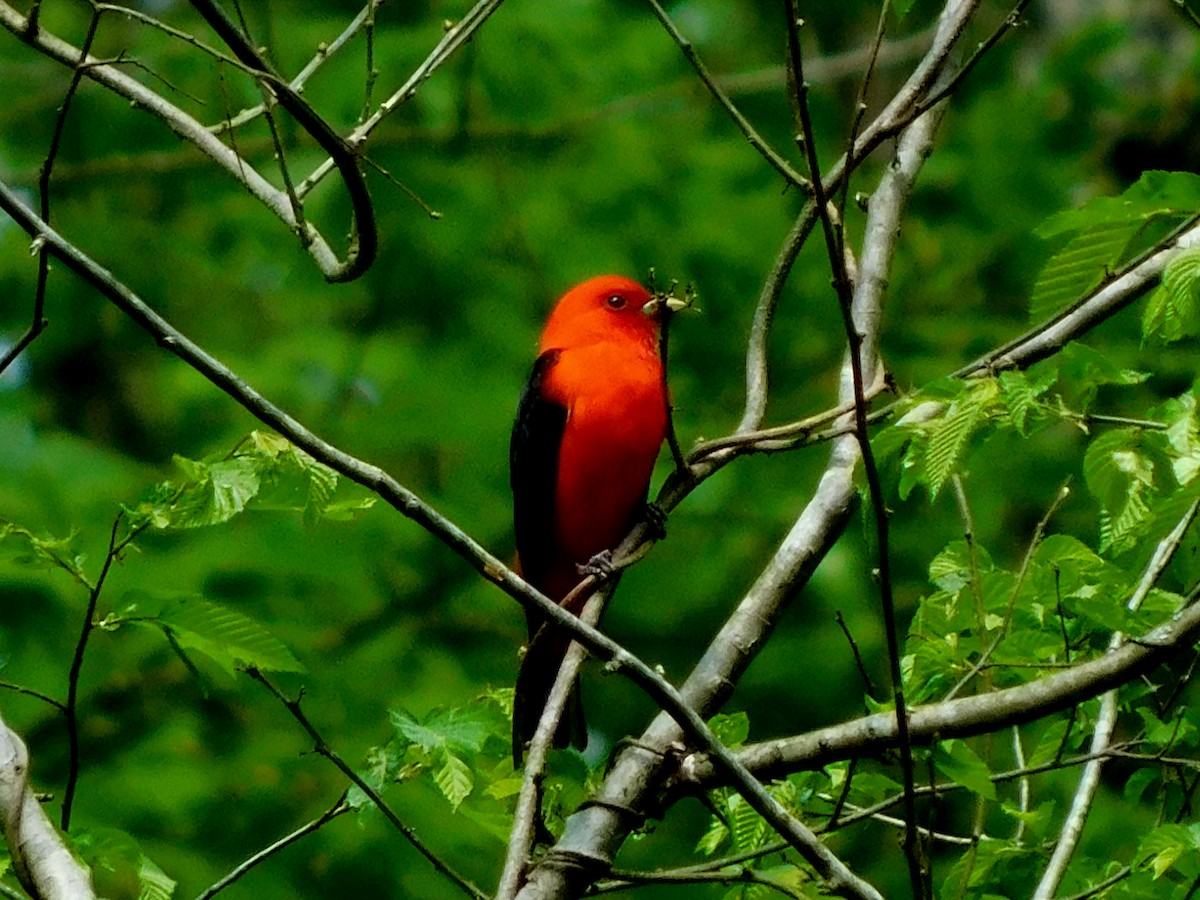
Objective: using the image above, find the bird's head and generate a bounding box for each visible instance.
[539,275,686,354]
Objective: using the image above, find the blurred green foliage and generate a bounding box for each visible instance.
[2,1,1200,898]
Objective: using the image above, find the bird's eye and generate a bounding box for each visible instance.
[606,295,627,310]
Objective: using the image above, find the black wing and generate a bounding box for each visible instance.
[510,349,566,592]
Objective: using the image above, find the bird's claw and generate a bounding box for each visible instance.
[577,550,616,581]
[643,502,668,540]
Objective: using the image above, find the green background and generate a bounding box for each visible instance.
[2,1,1198,897]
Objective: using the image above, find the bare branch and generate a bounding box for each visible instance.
[187,0,376,281]
[0,1,366,281]
[644,0,809,190]
[194,796,351,900]
[297,0,507,198]
[0,711,96,900]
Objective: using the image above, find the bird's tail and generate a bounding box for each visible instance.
[512,621,587,766]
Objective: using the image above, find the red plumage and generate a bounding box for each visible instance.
[510,275,672,761]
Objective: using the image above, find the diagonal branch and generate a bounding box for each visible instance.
[187,0,376,282]
[679,586,1200,787]
[0,711,96,900]
[0,1,365,282]
[0,174,870,898]
[1031,498,1200,899]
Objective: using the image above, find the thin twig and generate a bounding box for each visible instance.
[644,0,808,190]
[188,0,376,281]
[0,2,360,280]
[297,0,507,198]
[1172,0,1200,30]
[1032,497,1200,899]
[194,796,351,900]
[247,670,488,900]
[209,3,379,134]
[783,3,924,893]
[911,0,1034,118]
[834,613,876,700]
[62,514,135,831]
[498,591,608,900]
[943,480,1072,701]
[0,681,66,713]
[1,5,101,377]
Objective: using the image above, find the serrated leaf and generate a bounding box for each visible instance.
[929,540,992,593]
[924,381,997,500]
[695,814,729,856]
[137,854,176,900]
[999,369,1054,435]
[1160,393,1200,484]
[1136,824,1199,879]
[132,596,304,677]
[1036,170,1200,239]
[434,752,473,810]
[934,739,996,800]
[708,712,750,748]
[1145,246,1200,344]
[727,792,765,851]
[390,706,493,755]
[1030,221,1142,322]
[166,456,262,529]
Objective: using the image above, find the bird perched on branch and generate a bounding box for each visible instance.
[510,275,684,763]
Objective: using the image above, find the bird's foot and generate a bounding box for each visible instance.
[643,502,668,541]
[577,550,617,581]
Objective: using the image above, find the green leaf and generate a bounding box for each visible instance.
[167,456,262,529]
[1135,824,1200,879]
[1058,343,1148,413]
[137,853,176,900]
[695,811,729,856]
[1083,428,1167,553]
[929,540,992,593]
[708,711,750,748]
[934,739,996,800]
[1144,246,1200,344]
[434,752,474,811]
[924,380,998,500]
[1124,767,1159,804]
[390,706,493,755]
[727,792,766,851]
[1036,170,1200,239]
[1030,220,1142,322]
[128,595,304,677]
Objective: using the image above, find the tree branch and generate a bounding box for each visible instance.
[1032,497,1200,899]
[679,591,1200,787]
[0,711,96,900]
[0,1,366,282]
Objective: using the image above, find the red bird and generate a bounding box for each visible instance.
[511,275,683,761]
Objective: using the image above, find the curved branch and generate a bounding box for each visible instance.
[0,2,364,282]
[0,712,96,900]
[187,0,376,282]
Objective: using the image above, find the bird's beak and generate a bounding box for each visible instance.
[642,295,689,316]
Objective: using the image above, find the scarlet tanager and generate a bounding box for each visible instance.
[510,275,685,761]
